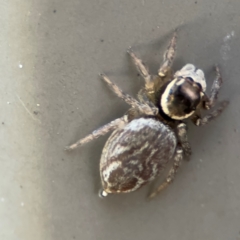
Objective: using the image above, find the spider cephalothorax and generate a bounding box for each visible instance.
[161,64,206,120]
[66,30,228,199]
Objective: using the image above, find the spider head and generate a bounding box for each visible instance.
[161,64,206,120]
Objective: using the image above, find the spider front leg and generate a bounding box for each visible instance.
[192,66,229,126]
[100,74,158,116]
[158,30,177,77]
[66,115,128,151]
[192,101,229,126]
[148,122,189,199]
[205,65,223,109]
[127,48,152,85]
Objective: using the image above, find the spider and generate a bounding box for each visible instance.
[66,30,228,199]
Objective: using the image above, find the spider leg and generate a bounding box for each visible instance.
[100,74,158,116]
[65,116,128,151]
[158,30,177,77]
[66,74,159,151]
[192,101,229,126]
[205,65,223,109]
[127,48,152,84]
[148,122,189,199]
[176,123,192,160]
[137,89,156,107]
[148,147,183,199]
[192,66,229,126]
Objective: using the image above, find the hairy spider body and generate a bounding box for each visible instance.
[100,118,177,195]
[67,30,228,199]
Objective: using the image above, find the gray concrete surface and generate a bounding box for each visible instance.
[0,0,240,239]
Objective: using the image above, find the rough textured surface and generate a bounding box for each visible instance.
[0,0,240,240]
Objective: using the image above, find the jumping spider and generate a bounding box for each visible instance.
[66,31,228,199]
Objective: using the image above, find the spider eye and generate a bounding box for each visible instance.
[195,82,202,89]
[186,77,194,82]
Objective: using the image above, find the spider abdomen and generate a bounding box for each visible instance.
[100,118,177,194]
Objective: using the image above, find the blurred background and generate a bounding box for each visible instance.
[0,0,240,239]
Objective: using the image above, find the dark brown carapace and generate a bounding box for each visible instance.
[67,31,228,199]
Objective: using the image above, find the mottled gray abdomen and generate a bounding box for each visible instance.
[100,118,177,193]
